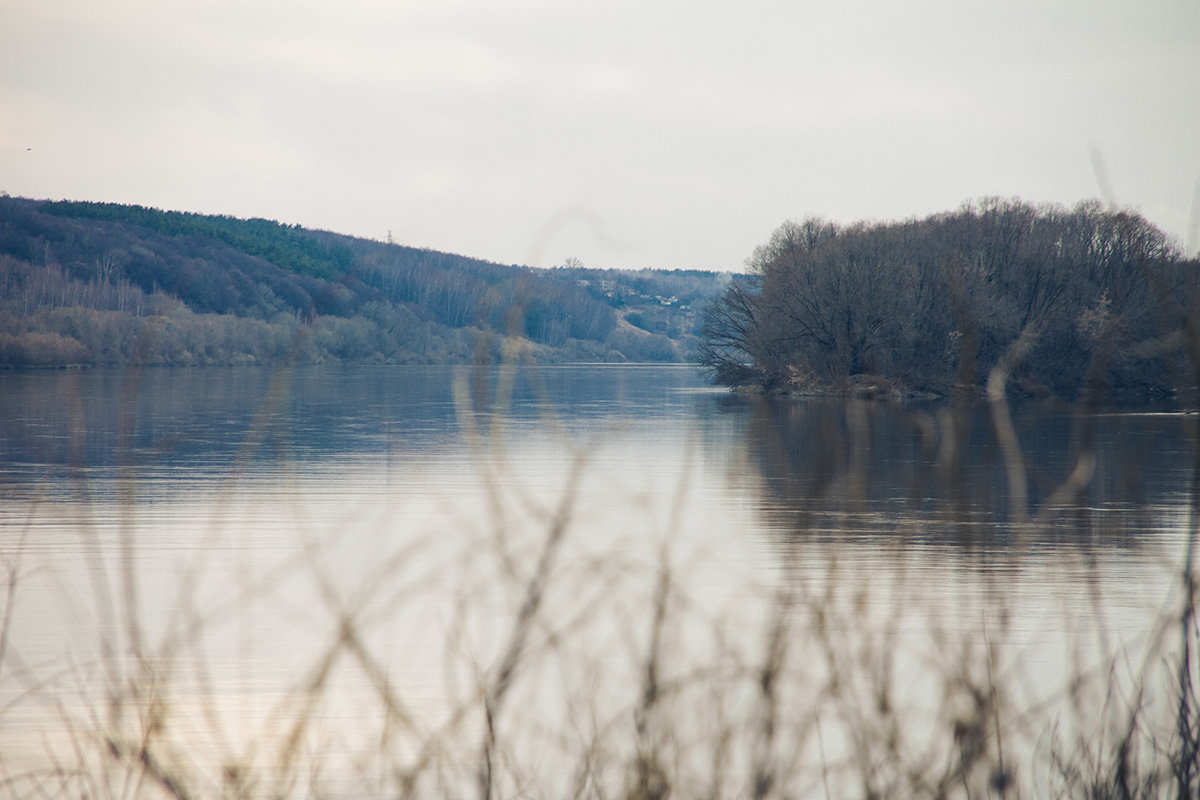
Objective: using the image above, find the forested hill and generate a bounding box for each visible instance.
[0,196,729,367]
[699,199,1200,402]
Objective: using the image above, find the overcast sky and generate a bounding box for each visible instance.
[2,0,1198,270]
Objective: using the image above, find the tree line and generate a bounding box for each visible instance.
[0,196,723,367]
[698,198,1199,401]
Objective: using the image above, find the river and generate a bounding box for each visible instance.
[0,364,1194,798]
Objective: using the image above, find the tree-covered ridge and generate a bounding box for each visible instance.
[43,200,353,279]
[0,196,726,367]
[699,198,1200,401]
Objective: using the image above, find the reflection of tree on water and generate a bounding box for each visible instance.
[734,395,1193,556]
[714,392,1200,800]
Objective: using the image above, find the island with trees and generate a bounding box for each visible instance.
[698,198,1199,402]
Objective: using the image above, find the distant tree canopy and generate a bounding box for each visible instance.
[699,199,1200,400]
[42,200,354,280]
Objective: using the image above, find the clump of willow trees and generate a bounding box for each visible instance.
[699,198,1199,400]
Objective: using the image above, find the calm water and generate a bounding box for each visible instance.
[0,364,1195,797]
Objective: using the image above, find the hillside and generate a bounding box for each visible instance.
[0,196,728,367]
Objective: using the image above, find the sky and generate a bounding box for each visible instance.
[2,0,1198,271]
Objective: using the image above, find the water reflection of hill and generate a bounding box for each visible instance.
[0,364,714,478]
[728,395,1194,554]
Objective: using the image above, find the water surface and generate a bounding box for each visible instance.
[0,364,1193,797]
